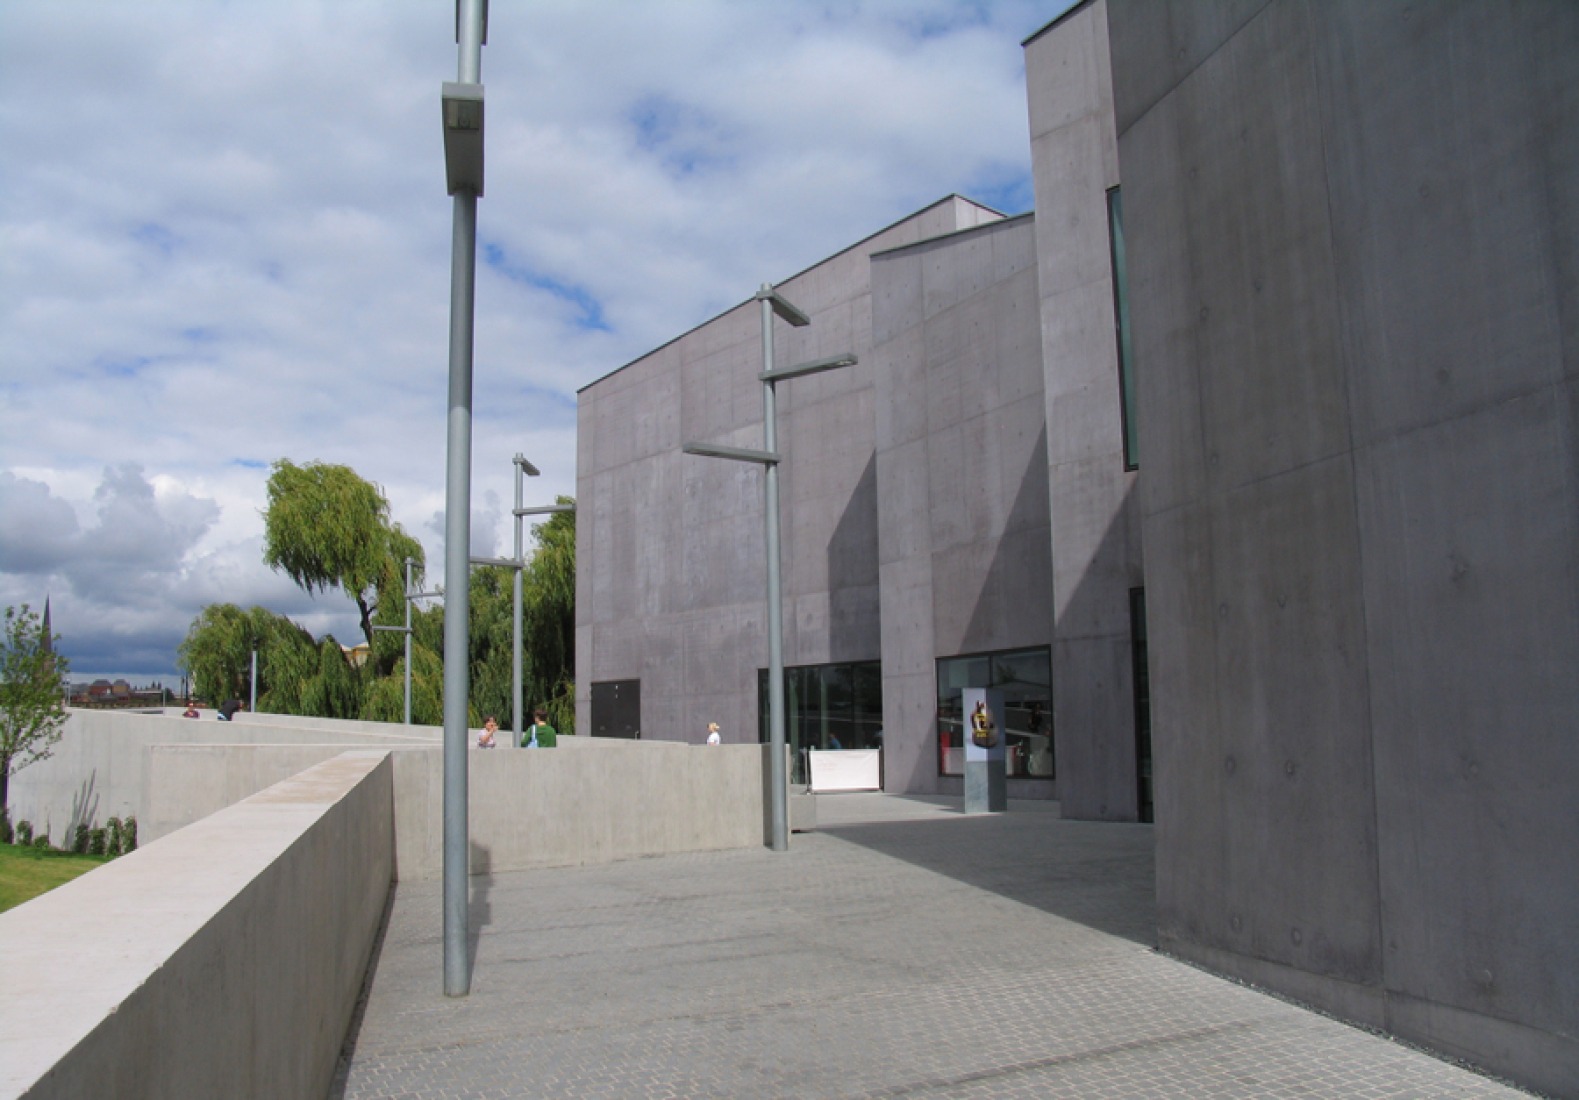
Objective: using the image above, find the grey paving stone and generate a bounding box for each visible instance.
[333,795,1534,1099]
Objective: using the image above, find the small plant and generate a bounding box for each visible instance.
[0,808,11,845]
[15,820,33,846]
[73,823,90,854]
[88,828,107,856]
[106,817,123,856]
[121,815,138,853]
[32,832,49,849]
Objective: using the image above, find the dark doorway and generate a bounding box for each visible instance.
[1129,588,1152,823]
[590,679,641,739]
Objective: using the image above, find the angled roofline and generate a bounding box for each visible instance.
[577,194,1008,394]
[1022,0,1097,49]
[870,209,1035,263]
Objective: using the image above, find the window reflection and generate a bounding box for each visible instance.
[936,647,1054,779]
[758,660,883,785]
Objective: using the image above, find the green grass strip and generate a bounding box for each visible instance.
[0,845,112,914]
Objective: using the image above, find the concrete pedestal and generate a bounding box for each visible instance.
[963,687,1006,814]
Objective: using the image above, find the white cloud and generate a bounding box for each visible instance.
[0,0,1063,679]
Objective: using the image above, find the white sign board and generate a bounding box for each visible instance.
[808,749,881,792]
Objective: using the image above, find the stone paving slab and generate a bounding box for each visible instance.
[333,795,1534,1099]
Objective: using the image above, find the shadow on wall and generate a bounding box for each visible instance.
[820,811,1156,946]
[1047,478,1143,821]
[68,772,100,846]
[959,423,1053,655]
[827,453,880,664]
[891,424,1053,797]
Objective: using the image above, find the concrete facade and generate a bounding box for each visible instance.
[1026,0,1145,821]
[1108,0,1579,1093]
[870,214,1055,799]
[575,197,1004,748]
[575,13,1148,822]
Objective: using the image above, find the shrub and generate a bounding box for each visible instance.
[0,808,11,845]
[106,816,123,856]
[73,823,90,854]
[121,815,138,853]
[88,828,107,856]
[15,820,33,846]
[33,832,49,849]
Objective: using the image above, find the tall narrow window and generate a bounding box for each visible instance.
[1107,186,1138,469]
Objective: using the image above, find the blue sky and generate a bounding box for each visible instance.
[0,0,1070,681]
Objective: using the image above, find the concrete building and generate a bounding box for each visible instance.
[1108,1,1579,1094]
[577,2,1577,1091]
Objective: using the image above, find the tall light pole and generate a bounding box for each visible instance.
[472,459,573,744]
[439,0,487,998]
[372,558,440,725]
[512,455,537,745]
[684,282,856,852]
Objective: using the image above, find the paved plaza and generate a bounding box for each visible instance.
[333,795,1534,1099]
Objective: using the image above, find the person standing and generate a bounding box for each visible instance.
[477,716,499,748]
[524,707,557,748]
[706,722,721,745]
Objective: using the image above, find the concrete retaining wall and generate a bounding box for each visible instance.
[141,738,775,878]
[6,708,435,846]
[0,752,394,1100]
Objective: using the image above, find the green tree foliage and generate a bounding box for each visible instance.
[522,503,576,731]
[360,641,444,725]
[461,503,577,734]
[178,604,362,718]
[1,604,70,814]
[177,603,267,703]
[262,460,424,651]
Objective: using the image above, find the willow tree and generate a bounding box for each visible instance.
[447,501,576,732]
[521,502,576,731]
[261,460,423,652]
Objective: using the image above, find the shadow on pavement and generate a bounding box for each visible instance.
[819,810,1157,947]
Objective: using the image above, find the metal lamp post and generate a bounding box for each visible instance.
[373,557,441,726]
[439,0,487,998]
[468,456,574,744]
[684,282,857,852]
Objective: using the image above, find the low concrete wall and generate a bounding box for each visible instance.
[0,751,394,1100]
[6,708,433,845]
[139,738,776,878]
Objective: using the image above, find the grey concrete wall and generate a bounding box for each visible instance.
[0,751,393,1100]
[577,197,1005,748]
[871,214,1053,798]
[1025,0,1145,821]
[1110,0,1579,1093]
[6,707,434,846]
[139,736,776,879]
[391,741,773,879]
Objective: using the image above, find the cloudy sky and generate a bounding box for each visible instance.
[0,0,1068,683]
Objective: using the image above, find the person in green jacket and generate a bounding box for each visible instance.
[523,707,557,748]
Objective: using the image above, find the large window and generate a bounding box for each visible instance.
[935,647,1053,779]
[1107,186,1138,470]
[758,660,883,786]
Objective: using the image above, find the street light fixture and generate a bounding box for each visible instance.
[684,282,857,852]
